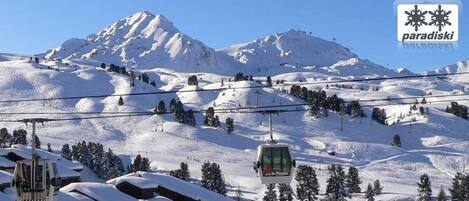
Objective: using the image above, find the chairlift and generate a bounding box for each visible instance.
[12,158,60,201]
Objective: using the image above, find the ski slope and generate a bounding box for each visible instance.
[0,11,468,200]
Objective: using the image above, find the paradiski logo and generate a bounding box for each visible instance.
[397,4,458,42]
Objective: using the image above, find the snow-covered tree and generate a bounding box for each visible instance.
[47,143,52,152]
[346,166,362,193]
[117,96,124,106]
[263,184,277,201]
[61,144,72,160]
[325,165,348,200]
[373,179,383,195]
[226,117,234,134]
[33,135,41,149]
[295,165,319,200]
[365,183,375,201]
[416,174,432,201]
[155,100,166,114]
[204,107,220,127]
[278,183,293,201]
[450,172,465,200]
[170,162,190,181]
[393,134,402,147]
[12,129,27,146]
[169,98,177,113]
[201,162,227,195]
[0,128,12,147]
[437,186,446,201]
[188,75,198,86]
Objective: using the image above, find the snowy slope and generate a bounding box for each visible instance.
[0,57,468,200]
[41,11,401,77]
[43,11,235,73]
[1,10,469,201]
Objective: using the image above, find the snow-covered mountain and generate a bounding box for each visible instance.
[221,30,355,68]
[44,11,234,73]
[2,10,469,201]
[43,11,400,77]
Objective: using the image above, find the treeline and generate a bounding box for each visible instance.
[263,164,381,201]
[289,85,364,118]
[413,172,469,201]
[154,99,235,133]
[0,128,41,149]
[446,102,468,120]
[61,141,125,180]
[100,63,156,87]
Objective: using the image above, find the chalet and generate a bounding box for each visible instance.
[107,172,232,201]
[0,146,81,187]
[60,182,137,201]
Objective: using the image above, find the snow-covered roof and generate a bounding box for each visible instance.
[108,172,232,201]
[0,156,15,168]
[144,196,172,201]
[0,146,80,178]
[0,170,13,184]
[61,182,137,201]
[56,191,94,201]
[107,176,157,189]
[0,191,14,201]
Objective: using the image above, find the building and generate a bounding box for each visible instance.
[0,146,81,187]
[60,182,137,201]
[0,157,15,173]
[107,172,232,201]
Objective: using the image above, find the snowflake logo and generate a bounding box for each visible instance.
[405,5,428,31]
[429,5,452,31]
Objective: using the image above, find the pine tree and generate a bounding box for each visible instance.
[346,166,362,193]
[129,154,142,173]
[170,98,177,113]
[417,174,432,201]
[450,172,464,201]
[150,80,156,87]
[117,96,124,106]
[100,63,106,69]
[140,157,150,172]
[47,143,52,152]
[295,165,319,200]
[174,101,185,123]
[326,165,348,200]
[12,129,27,146]
[266,76,272,87]
[263,184,277,201]
[188,75,198,86]
[437,186,446,201]
[365,183,375,201]
[170,162,191,181]
[0,128,11,148]
[393,134,402,147]
[373,179,383,195]
[226,117,234,134]
[201,162,227,195]
[204,107,219,127]
[155,100,166,114]
[33,135,41,149]
[61,144,72,160]
[278,183,293,201]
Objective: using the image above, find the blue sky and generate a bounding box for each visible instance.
[0,0,467,72]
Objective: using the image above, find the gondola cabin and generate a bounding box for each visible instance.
[254,144,295,184]
[12,159,59,201]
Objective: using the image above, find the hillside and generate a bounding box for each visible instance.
[0,10,468,200]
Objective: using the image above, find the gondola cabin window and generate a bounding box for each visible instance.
[261,147,291,177]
